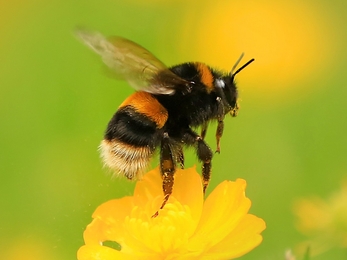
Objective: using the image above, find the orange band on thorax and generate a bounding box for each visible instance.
[195,62,214,92]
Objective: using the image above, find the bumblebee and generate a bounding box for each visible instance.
[76,30,254,215]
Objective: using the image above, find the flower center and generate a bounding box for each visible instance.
[121,196,196,256]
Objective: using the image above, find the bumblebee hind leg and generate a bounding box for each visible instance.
[153,132,176,218]
[176,146,184,169]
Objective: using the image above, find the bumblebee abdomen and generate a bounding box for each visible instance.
[100,139,154,180]
[119,91,168,128]
[100,92,167,179]
[105,106,158,146]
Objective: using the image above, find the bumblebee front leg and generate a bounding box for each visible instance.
[153,132,176,218]
[183,129,213,194]
[215,96,225,153]
[215,119,224,154]
[230,100,240,117]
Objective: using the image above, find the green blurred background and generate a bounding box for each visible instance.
[1,0,347,259]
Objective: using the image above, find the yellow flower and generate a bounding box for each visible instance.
[293,180,347,255]
[77,167,266,260]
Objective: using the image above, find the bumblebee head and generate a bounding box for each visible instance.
[218,54,254,117]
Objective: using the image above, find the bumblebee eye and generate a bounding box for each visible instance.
[215,79,225,88]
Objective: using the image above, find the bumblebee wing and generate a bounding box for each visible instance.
[76,29,189,95]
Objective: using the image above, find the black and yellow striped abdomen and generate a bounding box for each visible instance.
[100,92,168,179]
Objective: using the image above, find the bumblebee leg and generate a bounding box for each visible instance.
[215,96,225,153]
[199,138,213,193]
[215,119,224,154]
[176,146,184,169]
[183,129,213,194]
[230,100,240,117]
[201,121,208,140]
[152,132,176,218]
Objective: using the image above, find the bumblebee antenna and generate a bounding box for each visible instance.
[230,53,245,75]
[230,53,255,78]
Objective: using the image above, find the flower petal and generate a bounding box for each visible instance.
[84,196,133,244]
[78,169,266,259]
[293,198,330,234]
[188,179,252,251]
[170,166,204,225]
[204,214,266,259]
[132,166,204,224]
[77,245,134,260]
[133,167,163,209]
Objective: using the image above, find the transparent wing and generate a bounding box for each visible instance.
[75,29,189,95]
